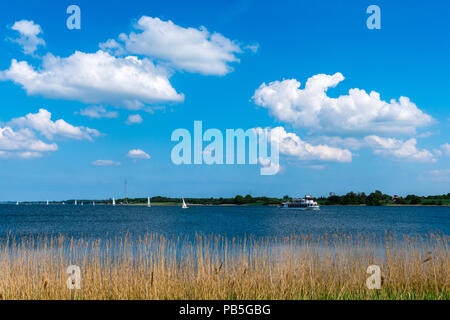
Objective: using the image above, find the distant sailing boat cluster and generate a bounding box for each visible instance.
[15,196,189,209]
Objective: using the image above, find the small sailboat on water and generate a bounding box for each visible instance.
[112,197,116,206]
[147,197,151,208]
[16,201,19,206]
[46,200,49,206]
[92,201,95,206]
[182,198,188,209]
[74,200,77,206]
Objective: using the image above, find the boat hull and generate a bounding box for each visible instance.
[279,206,320,211]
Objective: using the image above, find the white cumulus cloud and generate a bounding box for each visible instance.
[0,150,44,159]
[440,143,450,157]
[9,20,45,55]
[1,109,103,160]
[10,108,101,141]
[255,126,352,163]
[127,149,151,160]
[0,126,57,158]
[79,106,118,119]
[253,73,434,135]
[307,136,366,150]
[93,160,121,166]
[0,126,57,152]
[126,114,143,125]
[0,50,184,108]
[100,16,243,75]
[364,135,436,162]
[258,157,282,174]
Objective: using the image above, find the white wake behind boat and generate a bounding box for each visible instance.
[280,196,320,211]
[182,198,188,209]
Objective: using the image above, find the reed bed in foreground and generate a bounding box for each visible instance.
[0,232,448,300]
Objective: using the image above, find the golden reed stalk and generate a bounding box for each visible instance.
[0,232,448,300]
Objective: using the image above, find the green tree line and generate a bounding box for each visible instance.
[114,192,450,206]
[317,191,450,206]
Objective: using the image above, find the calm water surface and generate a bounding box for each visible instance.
[0,205,448,240]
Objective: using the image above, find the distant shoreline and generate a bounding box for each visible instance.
[4,191,449,207]
[321,204,450,207]
[1,203,449,207]
[117,203,450,207]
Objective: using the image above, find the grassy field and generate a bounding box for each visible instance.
[0,232,448,300]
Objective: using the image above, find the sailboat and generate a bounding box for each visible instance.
[16,201,19,206]
[46,200,49,206]
[182,198,188,209]
[112,197,116,206]
[74,200,77,206]
[92,201,95,206]
[81,202,84,206]
[62,202,65,205]
[147,197,151,208]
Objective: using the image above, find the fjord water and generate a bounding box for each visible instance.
[0,205,448,240]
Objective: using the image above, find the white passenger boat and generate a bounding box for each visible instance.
[280,196,320,211]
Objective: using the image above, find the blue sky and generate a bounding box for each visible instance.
[0,0,449,201]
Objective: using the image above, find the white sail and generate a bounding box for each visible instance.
[112,197,116,206]
[16,201,19,205]
[46,200,49,206]
[75,200,77,206]
[93,201,95,206]
[147,197,151,208]
[81,202,84,206]
[182,198,188,209]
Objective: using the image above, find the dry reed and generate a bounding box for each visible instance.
[0,232,448,300]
